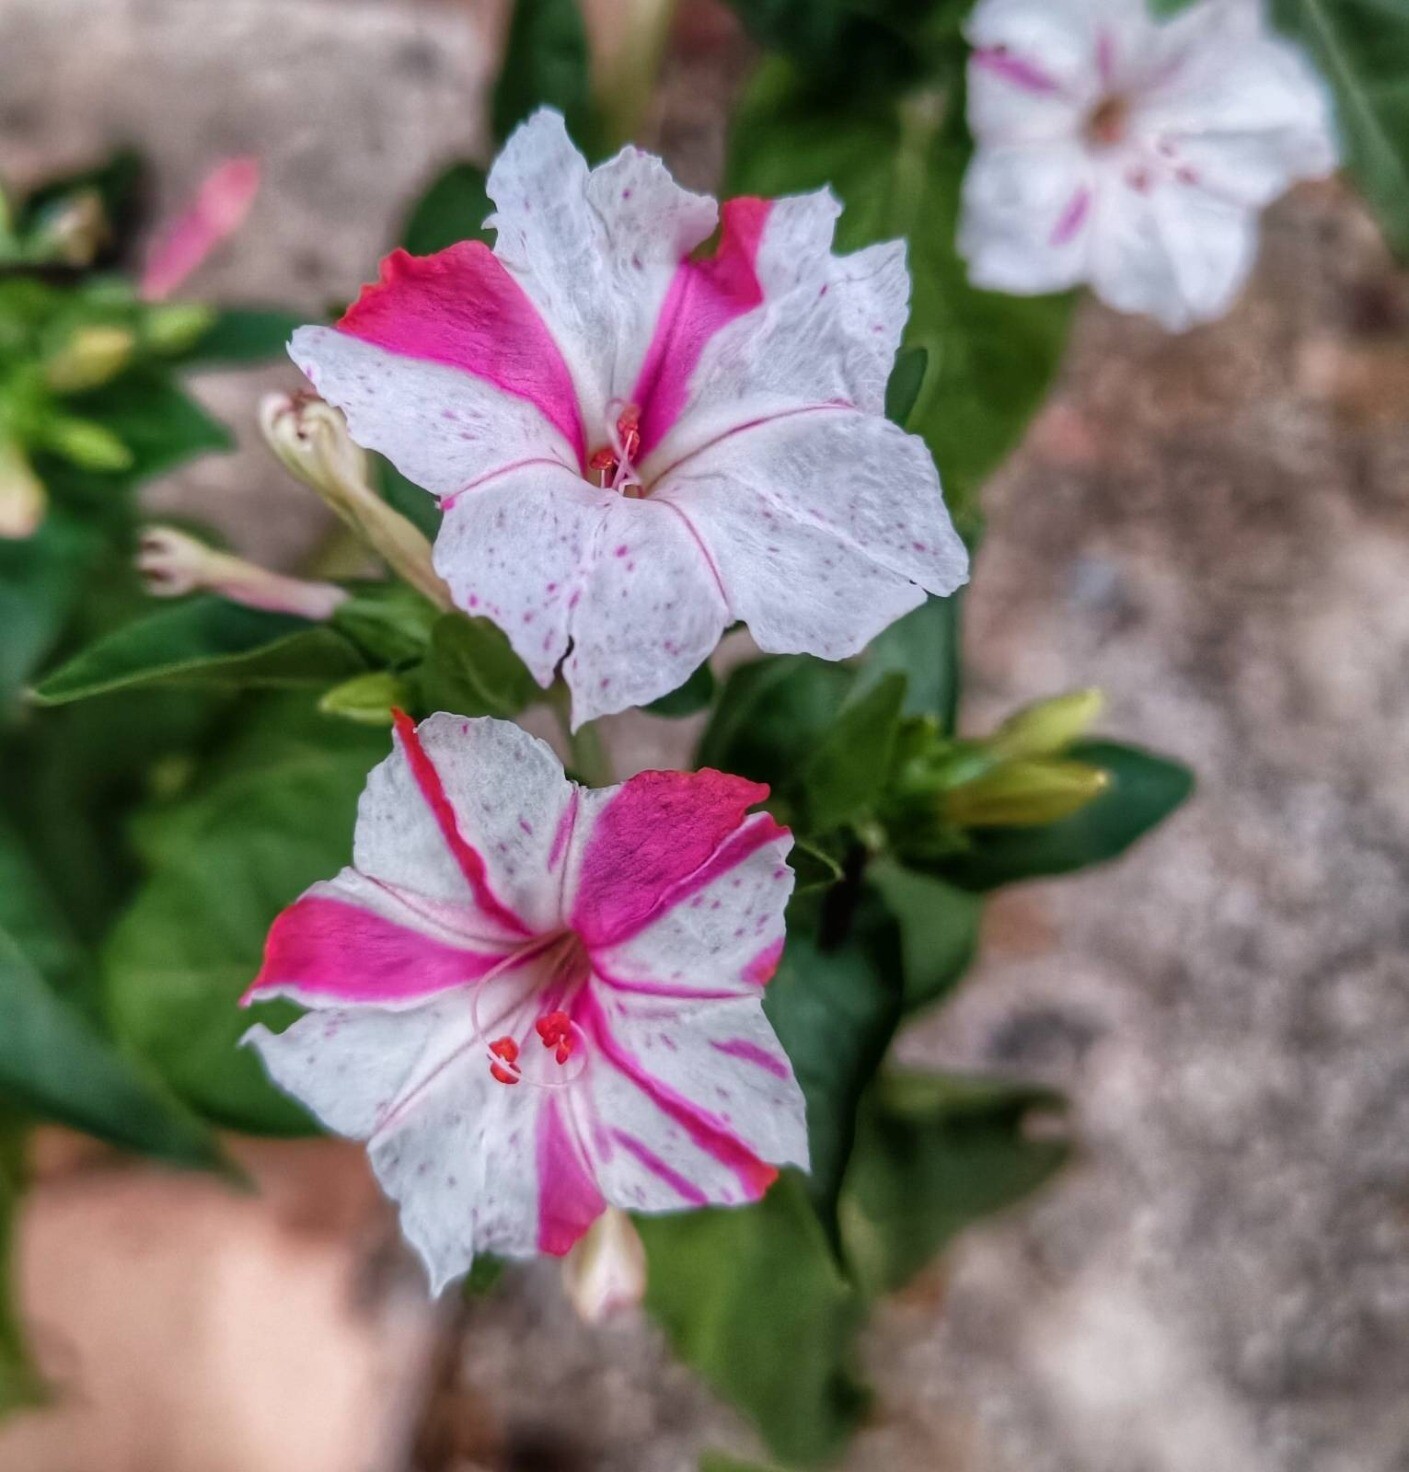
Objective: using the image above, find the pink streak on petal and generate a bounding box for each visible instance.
[391,710,532,937]
[139,156,260,301]
[571,769,771,948]
[710,1037,791,1081]
[241,894,504,1005]
[972,47,1062,95]
[1097,29,1117,88]
[548,788,580,873]
[632,197,770,458]
[611,1130,709,1206]
[743,937,785,987]
[1050,186,1093,247]
[338,243,586,466]
[537,1094,607,1255]
[581,992,779,1202]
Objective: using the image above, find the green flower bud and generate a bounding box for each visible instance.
[44,325,136,393]
[40,415,133,472]
[943,758,1111,828]
[143,303,217,355]
[988,688,1105,760]
[318,671,409,727]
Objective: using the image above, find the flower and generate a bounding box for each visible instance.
[140,156,261,301]
[289,110,968,727]
[562,1207,648,1323]
[959,0,1338,330]
[242,712,807,1292]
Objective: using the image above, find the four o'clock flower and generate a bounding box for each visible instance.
[242,712,807,1291]
[960,0,1338,330]
[289,110,968,728]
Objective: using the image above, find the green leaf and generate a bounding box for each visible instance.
[493,0,594,147]
[62,370,232,483]
[644,660,716,718]
[421,611,539,719]
[697,656,853,805]
[331,580,440,665]
[884,344,928,425]
[799,672,906,832]
[0,925,220,1167]
[181,307,304,366]
[936,739,1193,891]
[728,71,1073,523]
[0,512,99,710]
[866,857,981,1015]
[857,589,963,728]
[401,163,492,255]
[640,1174,866,1466]
[842,1072,1068,1295]
[722,0,934,93]
[1270,0,1409,257]
[0,1131,43,1419]
[32,596,366,704]
[104,709,389,1135]
[765,905,904,1235]
[0,816,82,991]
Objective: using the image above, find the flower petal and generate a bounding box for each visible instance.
[959,141,1097,294]
[487,110,718,435]
[660,408,967,660]
[559,495,729,727]
[355,714,578,935]
[575,987,806,1214]
[244,868,513,1008]
[139,156,260,301]
[291,325,573,506]
[334,242,586,464]
[571,769,775,950]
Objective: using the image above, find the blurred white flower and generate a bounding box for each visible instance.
[959,0,1339,330]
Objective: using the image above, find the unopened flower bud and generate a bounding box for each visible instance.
[0,441,46,539]
[943,758,1111,828]
[988,689,1105,761]
[562,1208,647,1325]
[259,391,452,611]
[40,415,133,473]
[318,670,407,726]
[45,325,136,393]
[137,525,348,621]
[139,156,261,302]
[31,190,107,268]
[143,302,217,355]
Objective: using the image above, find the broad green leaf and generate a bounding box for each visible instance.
[0,1131,43,1419]
[884,344,928,425]
[1271,0,1409,257]
[640,1174,866,1466]
[800,672,906,832]
[697,656,853,809]
[421,611,539,719]
[0,512,99,710]
[0,816,81,991]
[105,711,388,1135]
[937,739,1193,890]
[32,596,366,704]
[64,370,231,483]
[180,307,304,366]
[401,163,492,255]
[842,1071,1068,1294]
[866,856,981,1015]
[493,0,594,147]
[644,660,717,718]
[765,904,904,1234]
[0,925,220,1167]
[857,588,963,728]
[729,70,1074,524]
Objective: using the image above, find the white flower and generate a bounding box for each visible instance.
[959,0,1339,330]
[243,713,807,1292]
[289,110,967,727]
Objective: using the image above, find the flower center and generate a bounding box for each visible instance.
[587,401,644,497]
[473,930,591,1088]
[1085,95,1130,149]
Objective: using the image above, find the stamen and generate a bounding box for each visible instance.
[535,1009,577,1065]
[488,1035,521,1086]
[1085,95,1130,149]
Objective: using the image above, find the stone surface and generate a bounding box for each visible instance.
[2,2,1408,1471]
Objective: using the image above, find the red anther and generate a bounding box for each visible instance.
[489,1035,520,1063]
[588,447,617,471]
[535,1010,572,1046]
[489,1061,521,1086]
[555,1040,574,1065]
[616,404,641,464]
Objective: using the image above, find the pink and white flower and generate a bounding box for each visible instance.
[243,712,806,1292]
[960,0,1338,330]
[289,110,967,727]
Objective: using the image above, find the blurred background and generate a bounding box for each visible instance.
[1,1,1407,1469]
